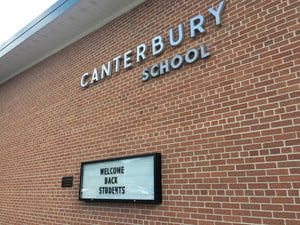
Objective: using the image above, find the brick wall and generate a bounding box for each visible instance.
[0,0,299,224]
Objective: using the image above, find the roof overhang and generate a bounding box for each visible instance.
[0,0,145,84]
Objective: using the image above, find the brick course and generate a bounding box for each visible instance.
[0,0,299,224]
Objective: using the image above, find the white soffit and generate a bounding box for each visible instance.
[0,0,145,84]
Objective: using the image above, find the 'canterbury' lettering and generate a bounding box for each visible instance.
[80,1,226,88]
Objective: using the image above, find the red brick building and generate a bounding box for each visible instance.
[0,0,299,224]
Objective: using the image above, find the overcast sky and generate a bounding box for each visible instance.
[0,0,57,46]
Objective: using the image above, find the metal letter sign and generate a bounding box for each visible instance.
[79,153,162,204]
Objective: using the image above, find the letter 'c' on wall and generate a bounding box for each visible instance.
[81,72,90,88]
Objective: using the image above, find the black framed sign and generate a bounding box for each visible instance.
[79,153,162,204]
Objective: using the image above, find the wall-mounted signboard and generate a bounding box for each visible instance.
[79,153,162,204]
